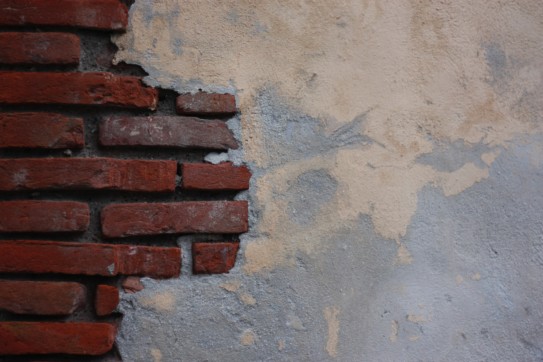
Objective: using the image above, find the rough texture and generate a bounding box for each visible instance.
[0,32,80,65]
[176,92,237,116]
[95,285,119,316]
[0,281,86,315]
[0,72,158,109]
[0,158,177,192]
[193,242,240,274]
[100,116,238,150]
[101,201,248,238]
[113,1,543,361]
[0,113,84,149]
[0,240,180,278]
[0,200,89,233]
[182,162,251,191]
[0,322,115,355]
[0,0,128,31]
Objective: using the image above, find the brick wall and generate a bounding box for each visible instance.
[0,0,250,359]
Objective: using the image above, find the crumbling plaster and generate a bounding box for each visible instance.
[113,1,543,360]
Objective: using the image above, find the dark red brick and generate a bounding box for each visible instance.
[182,162,251,191]
[0,158,177,192]
[0,281,86,315]
[95,285,119,316]
[0,201,89,233]
[0,0,128,31]
[192,242,240,274]
[0,32,80,65]
[0,113,84,149]
[0,72,158,109]
[176,92,236,116]
[0,240,180,278]
[100,116,238,150]
[101,201,249,238]
[0,322,115,355]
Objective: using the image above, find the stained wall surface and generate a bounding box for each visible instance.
[113,1,543,360]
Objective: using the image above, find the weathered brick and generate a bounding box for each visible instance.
[192,242,240,274]
[0,113,84,149]
[0,322,115,355]
[0,32,80,65]
[122,276,144,293]
[0,240,181,278]
[0,201,89,233]
[182,162,251,191]
[0,281,86,315]
[100,116,238,150]
[95,285,119,317]
[101,201,249,238]
[0,72,158,109]
[0,0,128,31]
[0,158,177,192]
[176,92,236,116]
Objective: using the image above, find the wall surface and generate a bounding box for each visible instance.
[113,1,543,361]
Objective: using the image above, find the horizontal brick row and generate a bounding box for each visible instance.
[182,162,251,191]
[0,158,177,192]
[0,32,80,65]
[0,113,84,149]
[100,116,238,150]
[101,200,248,238]
[0,0,128,31]
[176,92,236,116]
[0,240,181,278]
[0,281,86,316]
[0,72,158,109]
[193,242,240,274]
[0,200,89,233]
[95,285,119,316]
[0,322,115,355]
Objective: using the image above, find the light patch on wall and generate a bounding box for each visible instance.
[138,290,176,313]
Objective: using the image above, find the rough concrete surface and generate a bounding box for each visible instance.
[113,1,543,361]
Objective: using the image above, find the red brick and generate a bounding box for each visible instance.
[0,158,177,192]
[176,92,237,116]
[100,116,238,150]
[101,201,249,238]
[192,242,240,274]
[0,240,180,278]
[122,276,144,293]
[182,162,251,191]
[0,32,80,65]
[0,281,86,315]
[0,322,115,355]
[0,113,84,149]
[0,201,89,233]
[95,285,119,316]
[0,72,158,109]
[0,0,128,31]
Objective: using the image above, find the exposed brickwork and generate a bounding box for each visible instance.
[95,285,119,316]
[193,242,240,274]
[0,32,80,65]
[176,92,237,116]
[101,201,249,238]
[0,72,158,109]
[0,281,86,315]
[0,2,248,358]
[0,322,115,355]
[0,0,128,31]
[0,201,90,233]
[182,162,251,191]
[0,240,181,278]
[0,113,84,149]
[0,158,177,192]
[100,116,239,150]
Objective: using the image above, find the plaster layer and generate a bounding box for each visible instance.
[113,1,543,360]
